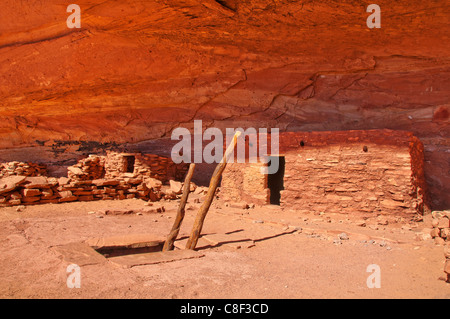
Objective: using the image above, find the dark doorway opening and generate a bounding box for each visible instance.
[123,155,136,173]
[267,156,285,205]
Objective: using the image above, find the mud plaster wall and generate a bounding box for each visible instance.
[221,130,427,217]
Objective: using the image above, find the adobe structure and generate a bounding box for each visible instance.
[221,129,429,218]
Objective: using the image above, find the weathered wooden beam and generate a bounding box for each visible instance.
[185,131,241,250]
[162,163,196,251]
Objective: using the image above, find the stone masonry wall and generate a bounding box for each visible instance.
[0,152,189,207]
[0,161,48,178]
[103,152,188,183]
[220,130,428,218]
[67,155,105,181]
[281,143,419,216]
[221,162,269,206]
[0,175,165,207]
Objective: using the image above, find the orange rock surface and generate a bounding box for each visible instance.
[0,0,449,208]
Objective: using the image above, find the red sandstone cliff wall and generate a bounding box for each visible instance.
[0,0,449,208]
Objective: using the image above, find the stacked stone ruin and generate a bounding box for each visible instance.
[0,151,189,207]
[67,155,105,181]
[103,152,186,183]
[0,175,164,206]
[0,161,48,178]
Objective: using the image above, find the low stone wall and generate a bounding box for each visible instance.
[0,161,47,178]
[0,175,167,207]
[0,151,190,208]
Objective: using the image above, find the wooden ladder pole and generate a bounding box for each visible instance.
[162,163,196,251]
[185,131,241,250]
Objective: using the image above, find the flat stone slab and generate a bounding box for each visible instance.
[92,179,120,187]
[85,234,164,250]
[52,242,107,266]
[0,176,27,194]
[107,249,205,268]
[24,176,52,189]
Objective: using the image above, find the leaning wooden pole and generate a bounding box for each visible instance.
[162,163,196,251]
[185,131,241,250]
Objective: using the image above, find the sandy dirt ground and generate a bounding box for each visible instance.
[0,195,449,299]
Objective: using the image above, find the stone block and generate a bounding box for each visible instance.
[41,194,58,200]
[22,188,41,197]
[52,242,107,266]
[78,195,94,201]
[73,190,93,196]
[24,176,51,189]
[430,228,440,238]
[59,195,78,202]
[67,166,83,175]
[41,189,53,197]
[437,217,450,229]
[10,191,22,199]
[21,196,40,203]
[440,228,450,239]
[58,177,70,185]
[92,179,120,187]
[8,199,21,205]
[0,176,27,195]
[380,199,407,209]
[169,180,182,194]
[58,190,73,198]
[126,178,143,185]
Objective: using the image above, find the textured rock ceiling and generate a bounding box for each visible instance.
[0,0,449,208]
